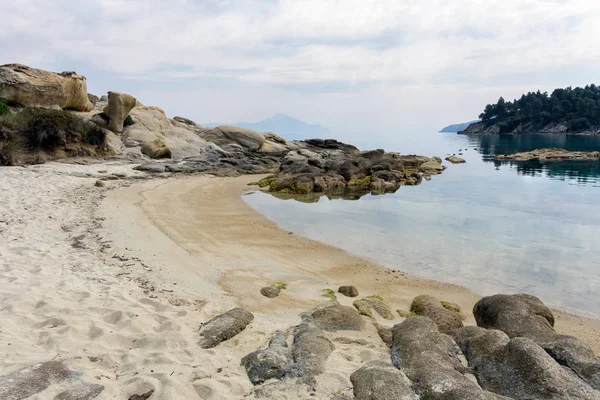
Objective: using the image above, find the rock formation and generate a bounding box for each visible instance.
[495,148,600,161]
[103,91,137,133]
[197,308,254,348]
[0,64,93,111]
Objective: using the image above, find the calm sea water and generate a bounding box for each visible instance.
[244,133,600,317]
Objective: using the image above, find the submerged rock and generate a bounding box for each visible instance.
[495,148,600,161]
[198,308,254,348]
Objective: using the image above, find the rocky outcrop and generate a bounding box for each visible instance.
[102,91,137,133]
[141,138,172,159]
[0,64,93,111]
[446,155,466,164]
[200,125,267,152]
[495,148,600,161]
[460,120,600,135]
[310,304,364,331]
[350,361,418,400]
[474,294,600,390]
[391,317,503,400]
[454,326,599,399]
[197,308,254,348]
[410,294,463,334]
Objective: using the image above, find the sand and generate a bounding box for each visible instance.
[1,165,599,399]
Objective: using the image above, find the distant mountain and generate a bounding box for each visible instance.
[205,113,329,140]
[439,120,480,132]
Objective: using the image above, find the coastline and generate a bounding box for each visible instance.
[1,165,599,398]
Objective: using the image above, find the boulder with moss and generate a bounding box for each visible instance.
[410,294,463,334]
[353,296,395,320]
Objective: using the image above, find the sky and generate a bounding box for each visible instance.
[2,0,600,144]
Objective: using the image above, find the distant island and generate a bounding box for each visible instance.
[439,120,480,132]
[205,113,329,141]
[460,85,600,134]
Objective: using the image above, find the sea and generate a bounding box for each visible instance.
[244,132,600,318]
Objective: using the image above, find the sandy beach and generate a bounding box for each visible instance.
[1,164,599,399]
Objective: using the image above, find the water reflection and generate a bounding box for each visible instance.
[463,133,600,185]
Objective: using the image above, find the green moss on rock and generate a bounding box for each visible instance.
[441,300,461,313]
[322,288,337,300]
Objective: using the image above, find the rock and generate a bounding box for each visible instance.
[259,140,289,153]
[141,138,172,159]
[375,324,393,347]
[94,180,105,188]
[54,383,105,400]
[260,284,281,298]
[446,155,466,164]
[0,361,80,400]
[353,296,394,320]
[0,64,93,111]
[391,317,502,400]
[350,361,418,400]
[410,295,463,334]
[129,390,155,400]
[454,326,599,399]
[198,308,254,348]
[494,148,600,161]
[263,132,286,144]
[474,294,600,390]
[242,331,293,385]
[173,116,197,126]
[310,304,364,331]
[419,160,445,174]
[200,125,266,152]
[292,322,334,378]
[338,286,359,297]
[87,93,99,105]
[102,91,137,133]
[134,162,166,173]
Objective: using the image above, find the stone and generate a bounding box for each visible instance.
[391,317,502,400]
[338,286,359,297]
[353,296,395,320]
[0,64,93,111]
[410,294,463,334]
[102,91,137,133]
[198,308,254,348]
[260,284,281,298]
[0,361,80,400]
[200,125,266,152]
[454,326,599,399]
[474,294,600,390]
[141,138,172,159]
[375,324,393,347]
[242,331,293,385]
[129,390,155,400]
[446,156,466,164]
[310,304,364,331]
[87,93,99,105]
[94,180,105,188]
[134,162,166,173]
[54,383,105,400]
[292,322,334,378]
[350,361,418,400]
[419,160,445,174]
[494,148,600,161]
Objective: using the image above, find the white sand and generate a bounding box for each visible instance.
[1,165,599,399]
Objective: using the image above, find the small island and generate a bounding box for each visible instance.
[495,148,600,161]
[461,85,600,134]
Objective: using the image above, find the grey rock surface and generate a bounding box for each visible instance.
[198,308,254,348]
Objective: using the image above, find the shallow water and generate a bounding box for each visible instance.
[244,133,600,317]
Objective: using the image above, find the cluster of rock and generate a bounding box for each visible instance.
[495,148,600,161]
[192,292,600,399]
[459,120,600,135]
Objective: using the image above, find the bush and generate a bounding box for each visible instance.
[10,108,106,150]
[0,98,9,117]
[124,115,134,126]
[0,119,24,166]
[567,117,591,132]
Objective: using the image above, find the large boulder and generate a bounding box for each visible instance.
[391,317,503,400]
[197,308,254,348]
[141,138,172,159]
[200,125,266,152]
[454,326,599,399]
[103,91,137,133]
[291,322,334,378]
[353,296,395,320]
[310,304,364,331]
[474,294,600,390]
[0,361,80,400]
[410,294,463,334]
[0,64,94,111]
[350,361,418,400]
[242,331,293,385]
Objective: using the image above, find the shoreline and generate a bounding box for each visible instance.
[1,164,599,398]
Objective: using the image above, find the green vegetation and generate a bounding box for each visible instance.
[272,282,287,289]
[0,107,107,166]
[353,299,373,318]
[322,288,337,300]
[397,309,416,318]
[0,98,9,117]
[124,115,134,127]
[440,301,461,313]
[479,85,600,132]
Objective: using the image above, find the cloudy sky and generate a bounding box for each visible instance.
[2,0,600,144]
